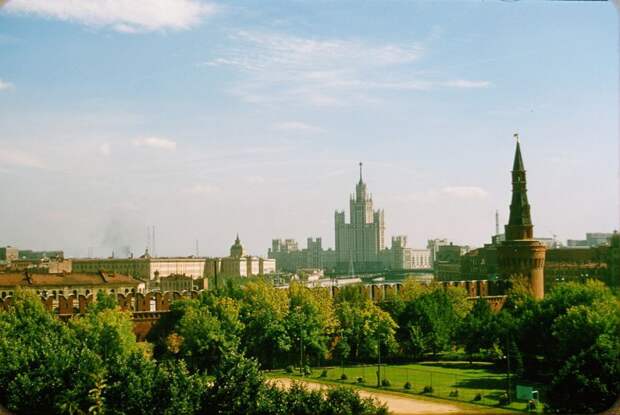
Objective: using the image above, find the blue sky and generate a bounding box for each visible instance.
[0,0,617,257]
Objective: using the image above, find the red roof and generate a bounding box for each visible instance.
[0,272,141,288]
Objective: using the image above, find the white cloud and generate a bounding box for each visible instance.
[245,175,265,184]
[273,121,323,134]
[202,31,491,106]
[441,80,491,89]
[99,142,111,156]
[185,183,219,194]
[398,186,489,203]
[4,0,216,33]
[440,186,489,199]
[0,148,45,169]
[133,137,177,150]
[0,79,14,91]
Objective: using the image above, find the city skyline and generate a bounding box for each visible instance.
[0,1,617,257]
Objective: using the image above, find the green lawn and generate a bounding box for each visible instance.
[269,362,541,413]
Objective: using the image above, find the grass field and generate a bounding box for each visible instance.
[268,362,541,413]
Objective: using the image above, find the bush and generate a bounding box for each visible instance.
[381,378,391,387]
[404,382,412,390]
[474,393,482,402]
[285,365,294,374]
[357,377,365,384]
[449,389,459,398]
[320,369,328,378]
[423,386,433,394]
[340,373,348,381]
[498,393,511,406]
[303,365,312,376]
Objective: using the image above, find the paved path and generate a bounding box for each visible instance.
[270,378,473,415]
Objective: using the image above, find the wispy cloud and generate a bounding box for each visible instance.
[0,148,45,169]
[399,185,489,203]
[0,79,14,91]
[202,31,490,106]
[99,142,111,156]
[440,186,488,199]
[185,183,220,194]
[245,175,266,184]
[4,0,216,33]
[273,121,323,134]
[441,80,491,89]
[133,137,177,150]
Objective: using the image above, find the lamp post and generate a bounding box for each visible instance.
[377,333,383,387]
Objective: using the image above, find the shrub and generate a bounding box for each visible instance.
[320,369,328,378]
[423,386,433,394]
[474,393,482,402]
[449,389,459,398]
[285,365,294,374]
[357,377,365,384]
[303,365,312,376]
[340,373,348,381]
[381,378,391,387]
[404,382,412,390]
[498,393,511,406]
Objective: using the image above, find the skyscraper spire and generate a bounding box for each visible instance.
[506,137,533,240]
[359,162,363,183]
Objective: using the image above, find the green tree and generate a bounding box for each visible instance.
[205,352,266,415]
[335,286,397,362]
[396,287,464,358]
[286,283,337,366]
[547,335,620,414]
[239,280,291,368]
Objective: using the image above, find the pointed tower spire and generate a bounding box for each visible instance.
[505,136,533,240]
[513,133,525,172]
[359,162,363,183]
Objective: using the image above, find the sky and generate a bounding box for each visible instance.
[0,0,617,258]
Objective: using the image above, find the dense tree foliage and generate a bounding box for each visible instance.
[381,282,471,359]
[1,277,618,414]
[0,288,388,415]
[334,286,397,362]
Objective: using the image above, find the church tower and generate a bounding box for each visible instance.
[230,234,245,259]
[497,136,546,299]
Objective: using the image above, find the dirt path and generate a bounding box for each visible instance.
[270,378,474,415]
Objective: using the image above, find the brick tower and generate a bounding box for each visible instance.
[498,136,546,299]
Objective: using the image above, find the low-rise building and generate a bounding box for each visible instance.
[205,235,276,278]
[0,271,144,300]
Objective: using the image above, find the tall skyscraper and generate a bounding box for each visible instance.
[334,163,386,272]
[498,136,546,299]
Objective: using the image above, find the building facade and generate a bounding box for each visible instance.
[205,235,276,278]
[334,163,385,272]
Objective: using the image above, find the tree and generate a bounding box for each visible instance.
[205,352,266,415]
[547,335,620,414]
[395,287,464,358]
[0,290,104,414]
[70,306,138,363]
[458,298,498,361]
[335,287,397,362]
[239,280,291,368]
[149,293,243,373]
[286,283,337,366]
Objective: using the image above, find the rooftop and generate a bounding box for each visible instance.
[0,271,141,288]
